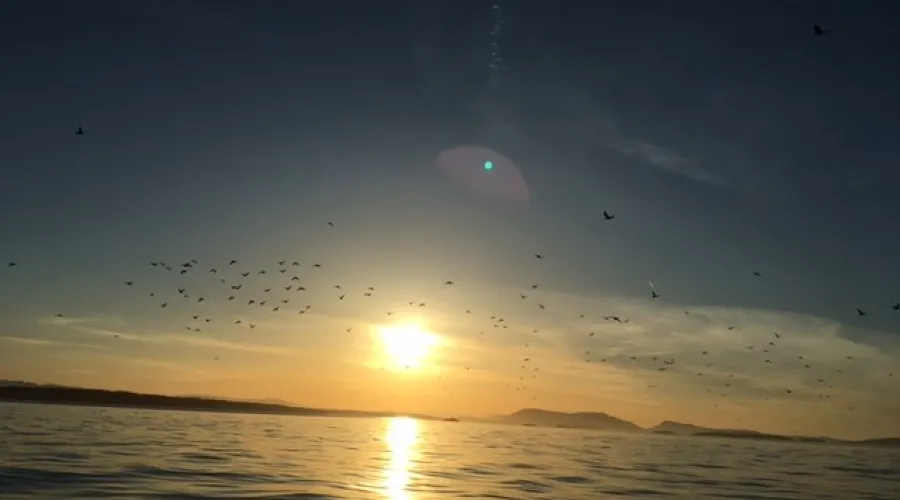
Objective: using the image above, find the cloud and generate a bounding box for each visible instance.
[0,334,105,350]
[38,312,308,356]
[475,52,728,188]
[70,325,300,357]
[427,282,900,417]
[608,139,726,186]
[0,336,56,346]
[38,315,125,328]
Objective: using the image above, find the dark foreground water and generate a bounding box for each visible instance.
[1,402,898,499]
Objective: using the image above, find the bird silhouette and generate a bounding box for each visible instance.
[74,127,85,136]
[603,211,615,220]
[813,24,827,36]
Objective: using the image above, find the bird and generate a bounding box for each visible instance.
[603,210,615,220]
[7,262,17,267]
[893,303,899,311]
[813,24,827,36]
[74,127,85,136]
[857,308,867,316]
[534,253,543,259]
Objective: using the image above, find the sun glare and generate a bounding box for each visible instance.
[377,320,437,370]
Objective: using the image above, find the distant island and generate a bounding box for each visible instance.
[0,382,440,422]
[500,411,898,447]
[1,381,897,447]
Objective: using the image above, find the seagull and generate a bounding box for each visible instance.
[75,127,85,136]
[649,280,659,299]
[857,308,866,316]
[813,24,827,36]
[534,253,543,259]
[603,210,615,220]
[893,303,899,311]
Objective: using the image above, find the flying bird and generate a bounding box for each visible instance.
[603,211,615,220]
[649,280,659,299]
[813,24,827,36]
[75,127,85,135]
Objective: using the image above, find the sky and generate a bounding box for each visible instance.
[1,0,900,441]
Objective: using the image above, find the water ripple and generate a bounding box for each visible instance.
[2,402,899,499]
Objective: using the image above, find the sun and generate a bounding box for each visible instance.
[377,320,437,370]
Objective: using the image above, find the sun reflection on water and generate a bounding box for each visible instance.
[383,417,419,500]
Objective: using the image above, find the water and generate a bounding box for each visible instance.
[1,402,897,499]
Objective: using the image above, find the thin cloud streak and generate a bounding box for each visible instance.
[68,325,302,357]
[0,335,105,350]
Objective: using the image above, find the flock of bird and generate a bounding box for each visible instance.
[3,22,898,427]
[3,205,896,420]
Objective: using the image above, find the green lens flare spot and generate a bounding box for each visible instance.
[484,161,493,171]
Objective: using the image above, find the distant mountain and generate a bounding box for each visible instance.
[183,394,296,407]
[652,420,715,435]
[0,380,66,389]
[652,420,768,436]
[652,421,834,443]
[860,437,900,447]
[0,384,441,422]
[500,408,643,432]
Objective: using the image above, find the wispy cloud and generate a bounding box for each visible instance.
[38,315,124,328]
[0,334,105,350]
[427,283,900,417]
[70,325,301,357]
[608,139,726,186]
[478,57,728,188]
[0,336,56,346]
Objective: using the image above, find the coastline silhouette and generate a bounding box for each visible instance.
[3,382,897,447]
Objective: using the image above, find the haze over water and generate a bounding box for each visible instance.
[2,403,897,499]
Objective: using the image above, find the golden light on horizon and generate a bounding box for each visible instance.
[375,320,437,371]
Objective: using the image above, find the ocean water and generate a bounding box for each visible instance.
[1,402,898,499]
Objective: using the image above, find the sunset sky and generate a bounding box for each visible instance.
[2,0,900,441]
